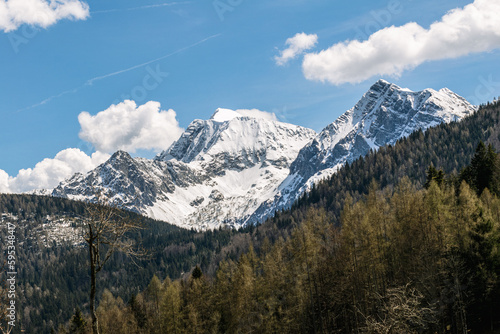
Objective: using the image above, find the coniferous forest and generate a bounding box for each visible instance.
[2,101,500,333]
[79,176,500,334]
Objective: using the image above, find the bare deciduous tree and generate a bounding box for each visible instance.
[361,284,436,334]
[83,190,143,334]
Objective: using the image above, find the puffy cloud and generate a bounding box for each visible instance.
[0,149,110,193]
[302,0,500,85]
[0,0,89,32]
[0,169,9,193]
[275,32,318,66]
[78,100,184,154]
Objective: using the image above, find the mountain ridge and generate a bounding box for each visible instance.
[249,79,476,223]
[49,80,476,229]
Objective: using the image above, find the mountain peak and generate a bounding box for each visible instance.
[368,79,416,96]
[110,150,133,161]
[438,87,454,94]
[373,78,391,86]
[254,81,478,225]
[370,79,396,91]
[158,108,316,164]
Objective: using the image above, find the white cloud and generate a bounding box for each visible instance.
[0,149,110,193]
[235,109,278,121]
[302,0,500,85]
[275,32,318,66]
[1,100,183,193]
[78,100,184,154]
[211,108,278,122]
[0,0,89,32]
[0,169,10,193]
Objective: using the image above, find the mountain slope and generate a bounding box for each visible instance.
[0,192,241,334]
[267,100,500,231]
[250,80,476,222]
[53,109,317,229]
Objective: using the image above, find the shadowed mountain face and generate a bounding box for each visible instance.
[51,80,476,229]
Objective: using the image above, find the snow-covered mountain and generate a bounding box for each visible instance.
[249,79,477,222]
[51,80,476,229]
[52,108,317,229]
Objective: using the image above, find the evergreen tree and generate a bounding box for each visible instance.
[425,165,445,189]
[192,266,203,280]
[68,307,86,334]
[460,141,500,196]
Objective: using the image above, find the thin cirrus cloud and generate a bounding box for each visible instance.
[301,0,500,85]
[90,2,191,14]
[0,0,89,32]
[78,100,184,154]
[275,32,318,66]
[0,149,110,193]
[16,34,221,113]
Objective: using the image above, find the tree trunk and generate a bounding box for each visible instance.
[90,243,99,334]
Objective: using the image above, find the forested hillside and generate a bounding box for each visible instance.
[72,101,500,334]
[0,195,243,333]
[87,177,500,333]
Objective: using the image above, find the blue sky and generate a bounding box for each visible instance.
[1,0,500,192]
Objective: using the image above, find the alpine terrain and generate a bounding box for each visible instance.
[52,108,317,229]
[50,80,476,229]
[250,79,477,222]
